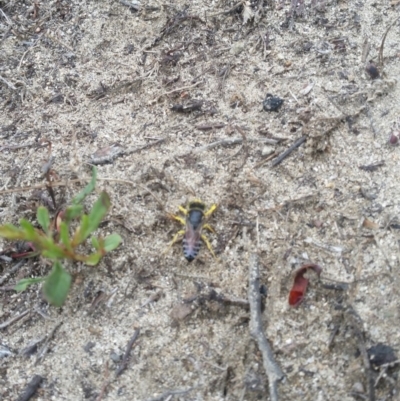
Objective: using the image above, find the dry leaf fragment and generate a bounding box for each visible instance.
[170,303,193,321]
[362,218,379,230]
[288,263,322,307]
[242,1,254,24]
[299,82,314,96]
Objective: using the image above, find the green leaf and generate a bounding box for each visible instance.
[40,237,67,259]
[91,236,100,250]
[59,222,72,251]
[71,167,97,205]
[0,224,26,240]
[64,205,83,223]
[103,234,122,252]
[87,191,110,233]
[37,207,51,235]
[85,252,101,266]
[20,219,37,241]
[43,262,71,307]
[15,277,46,292]
[78,192,110,243]
[72,215,89,246]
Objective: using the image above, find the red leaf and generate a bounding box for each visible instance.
[289,263,322,307]
[55,210,65,232]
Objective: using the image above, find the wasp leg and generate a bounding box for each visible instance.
[163,229,186,255]
[202,223,216,234]
[178,206,189,215]
[166,212,186,226]
[201,233,218,260]
[204,203,218,218]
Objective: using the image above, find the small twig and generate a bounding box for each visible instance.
[89,139,165,165]
[248,254,284,401]
[271,136,307,167]
[18,38,40,70]
[0,286,15,291]
[0,260,24,285]
[182,137,278,156]
[235,126,249,171]
[0,176,137,196]
[0,142,49,152]
[0,309,30,330]
[116,328,140,377]
[208,2,243,17]
[254,151,279,168]
[43,32,74,52]
[149,82,203,104]
[95,362,110,401]
[124,139,165,157]
[345,305,375,401]
[35,322,63,365]
[139,184,165,210]
[378,16,400,67]
[0,75,16,90]
[195,123,226,131]
[118,0,140,11]
[17,375,44,401]
[359,161,385,172]
[145,387,197,401]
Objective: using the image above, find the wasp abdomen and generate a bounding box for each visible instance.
[182,238,201,262]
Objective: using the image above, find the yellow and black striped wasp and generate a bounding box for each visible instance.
[165,199,218,262]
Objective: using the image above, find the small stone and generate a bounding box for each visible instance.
[389,132,399,146]
[365,61,379,79]
[351,382,364,393]
[263,94,284,112]
[261,145,275,156]
[231,42,245,55]
[110,351,122,363]
[368,343,397,368]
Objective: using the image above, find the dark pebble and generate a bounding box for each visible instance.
[263,94,284,112]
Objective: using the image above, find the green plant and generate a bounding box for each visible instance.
[0,168,122,306]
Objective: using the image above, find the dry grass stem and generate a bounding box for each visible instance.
[248,253,284,401]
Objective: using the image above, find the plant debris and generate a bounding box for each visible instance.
[289,263,322,307]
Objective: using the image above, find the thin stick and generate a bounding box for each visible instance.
[208,2,242,16]
[248,254,284,401]
[118,0,140,11]
[17,375,44,401]
[254,151,279,168]
[18,38,40,70]
[0,309,30,330]
[345,306,375,401]
[0,142,49,152]
[195,123,226,131]
[43,32,74,52]
[0,75,16,90]
[0,176,137,196]
[89,138,165,165]
[182,137,278,156]
[0,260,24,285]
[378,16,400,67]
[139,184,165,210]
[145,387,197,401]
[149,82,203,104]
[95,362,110,401]
[35,322,63,365]
[116,328,140,377]
[271,136,307,167]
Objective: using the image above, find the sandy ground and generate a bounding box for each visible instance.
[1,0,400,400]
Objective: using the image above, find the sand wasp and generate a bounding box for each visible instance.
[165,199,218,262]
